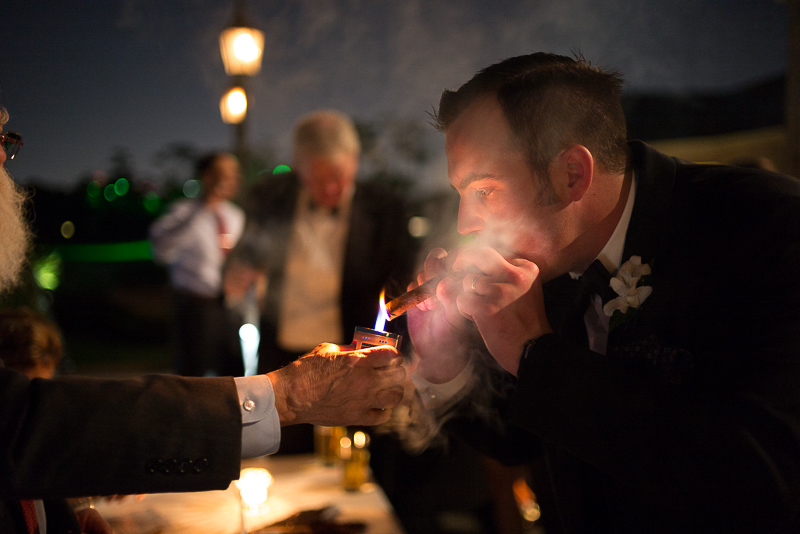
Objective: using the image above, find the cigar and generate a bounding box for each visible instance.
[385,274,444,321]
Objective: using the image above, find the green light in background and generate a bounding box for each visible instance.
[272,164,291,175]
[33,251,62,290]
[114,178,130,196]
[87,181,102,198]
[56,241,153,262]
[143,191,161,213]
[183,179,201,198]
[60,220,76,239]
[104,184,117,201]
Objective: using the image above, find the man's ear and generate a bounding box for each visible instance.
[558,145,594,202]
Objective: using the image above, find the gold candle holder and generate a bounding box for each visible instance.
[313,425,346,467]
[340,430,370,492]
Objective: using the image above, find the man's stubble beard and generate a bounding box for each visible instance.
[0,166,31,295]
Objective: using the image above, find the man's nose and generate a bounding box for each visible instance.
[456,199,484,235]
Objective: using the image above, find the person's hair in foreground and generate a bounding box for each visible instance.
[0,107,31,294]
[435,52,629,201]
[0,307,63,379]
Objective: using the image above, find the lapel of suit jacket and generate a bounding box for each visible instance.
[607,141,677,349]
[620,141,677,267]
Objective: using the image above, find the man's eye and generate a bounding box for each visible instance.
[475,188,492,198]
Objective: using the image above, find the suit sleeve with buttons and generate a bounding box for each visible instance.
[0,367,277,499]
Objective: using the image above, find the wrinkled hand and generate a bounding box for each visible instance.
[269,343,405,426]
[452,245,551,376]
[406,248,476,384]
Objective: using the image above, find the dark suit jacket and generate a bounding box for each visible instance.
[448,142,800,533]
[231,173,418,372]
[0,366,242,500]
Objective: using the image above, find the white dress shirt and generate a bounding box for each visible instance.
[277,187,353,350]
[149,199,245,297]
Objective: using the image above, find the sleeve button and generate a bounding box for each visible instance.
[193,458,210,473]
[243,399,256,411]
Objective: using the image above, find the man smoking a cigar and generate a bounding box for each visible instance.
[404,53,800,533]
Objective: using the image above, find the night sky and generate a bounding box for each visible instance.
[0,0,790,194]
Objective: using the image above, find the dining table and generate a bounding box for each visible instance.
[94,453,407,534]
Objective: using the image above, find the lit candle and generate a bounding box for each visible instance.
[342,431,370,492]
[235,467,272,514]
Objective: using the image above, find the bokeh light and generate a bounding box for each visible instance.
[233,33,261,63]
[33,251,62,291]
[86,180,102,198]
[114,177,130,196]
[272,164,291,175]
[183,179,201,198]
[103,184,117,202]
[143,191,161,213]
[60,221,75,239]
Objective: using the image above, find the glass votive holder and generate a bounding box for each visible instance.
[235,467,273,515]
[340,430,370,492]
[314,425,346,466]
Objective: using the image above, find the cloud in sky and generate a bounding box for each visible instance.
[1,0,789,191]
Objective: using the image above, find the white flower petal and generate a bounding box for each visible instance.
[637,285,653,303]
[603,297,624,317]
[610,277,628,296]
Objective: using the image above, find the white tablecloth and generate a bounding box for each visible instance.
[94,454,405,534]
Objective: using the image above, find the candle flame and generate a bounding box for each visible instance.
[373,289,389,331]
[353,431,367,448]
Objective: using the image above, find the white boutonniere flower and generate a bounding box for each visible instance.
[603,256,653,330]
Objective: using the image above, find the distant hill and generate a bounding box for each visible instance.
[623,75,785,141]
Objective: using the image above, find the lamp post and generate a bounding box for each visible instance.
[219,0,264,167]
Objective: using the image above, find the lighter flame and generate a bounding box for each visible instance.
[373,289,389,331]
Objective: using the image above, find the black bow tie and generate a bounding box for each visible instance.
[578,259,616,304]
[308,200,339,216]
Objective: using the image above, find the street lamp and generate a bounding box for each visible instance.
[219,0,263,164]
[220,86,247,124]
[219,26,264,77]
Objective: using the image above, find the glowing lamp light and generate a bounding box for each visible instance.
[220,87,247,124]
[235,467,272,514]
[219,26,264,76]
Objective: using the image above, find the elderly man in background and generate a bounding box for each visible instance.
[224,109,417,452]
[0,107,405,533]
[150,151,246,377]
[226,109,417,373]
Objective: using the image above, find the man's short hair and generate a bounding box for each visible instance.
[195,152,234,180]
[292,110,361,163]
[435,53,629,182]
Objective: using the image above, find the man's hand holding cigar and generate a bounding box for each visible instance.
[406,244,550,381]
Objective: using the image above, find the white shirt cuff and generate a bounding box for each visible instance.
[234,375,281,458]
